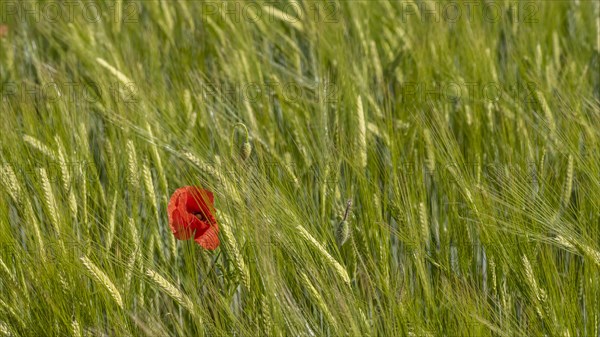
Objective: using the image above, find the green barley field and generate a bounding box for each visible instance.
[1,1,599,336]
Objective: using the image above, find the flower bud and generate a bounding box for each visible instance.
[241,141,252,161]
[336,220,350,247]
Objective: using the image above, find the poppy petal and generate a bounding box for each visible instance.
[184,187,212,211]
[194,224,219,250]
[167,186,219,250]
[169,209,194,240]
[188,215,211,234]
[184,187,215,222]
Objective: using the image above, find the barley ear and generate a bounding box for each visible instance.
[219,212,250,290]
[24,199,46,258]
[560,155,574,209]
[536,91,556,144]
[142,163,159,223]
[296,224,350,285]
[579,243,600,267]
[39,168,62,247]
[356,95,367,169]
[259,294,272,334]
[96,57,134,86]
[23,134,56,158]
[57,135,78,219]
[72,319,81,337]
[128,216,140,253]
[522,255,547,319]
[145,268,194,313]
[80,256,123,309]
[126,140,139,192]
[423,129,435,173]
[419,202,430,248]
[0,164,21,203]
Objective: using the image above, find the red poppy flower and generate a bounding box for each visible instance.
[168,186,220,250]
